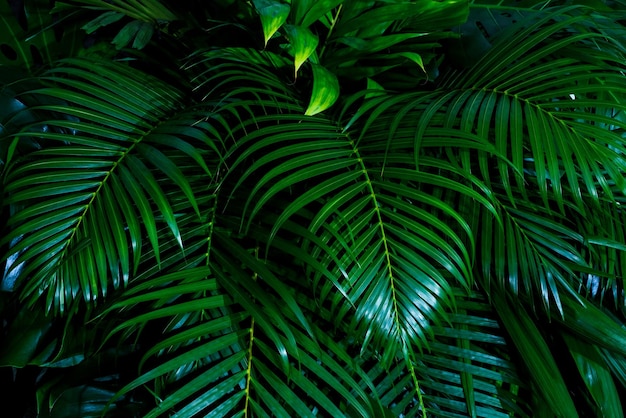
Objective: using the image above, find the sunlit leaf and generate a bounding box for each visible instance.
[304,64,339,116]
[253,0,290,47]
[283,24,319,77]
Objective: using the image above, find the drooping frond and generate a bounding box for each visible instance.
[2,58,221,313]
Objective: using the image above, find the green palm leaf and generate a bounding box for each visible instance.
[417,291,527,418]
[563,333,624,417]
[3,1,626,416]
[228,110,493,360]
[492,292,578,417]
[1,58,218,312]
[448,7,626,212]
[343,6,626,316]
[101,225,387,417]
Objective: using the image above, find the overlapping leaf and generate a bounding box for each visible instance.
[3,1,626,417]
[99,225,387,417]
[441,8,626,212]
[320,0,468,85]
[341,6,626,315]
[1,58,219,312]
[224,106,499,372]
[0,0,84,71]
[361,291,528,417]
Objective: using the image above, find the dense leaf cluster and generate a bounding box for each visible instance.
[2,0,626,417]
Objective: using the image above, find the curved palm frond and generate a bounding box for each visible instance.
[227,107,496,361]
[97,224,390,417]
[344,6,626,314]
[96,49,506,416]
[1,58,220,313]
[320,6,626,415]
[3,1,626,417]
[333,289,529,418]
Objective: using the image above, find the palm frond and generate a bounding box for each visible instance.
[563,333,624,417]
[451,7,626,212]
[226,106,496,363]
[347,289,529,418]
[2,58,219,313]
[342,6,626,315]
[3,1,626,416]
[100,226,388,417]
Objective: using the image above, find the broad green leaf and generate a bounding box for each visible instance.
[394,52,425,73]
[603,350,626,389]
[47,385,122,417]
[283,24,319,77]
[304,64,339,116]
[291,0,315,24]
[559,297,626,357]
[365,78,386,99]
[112,20,140,49]
[253,0,290,47]
[0,306,52,367]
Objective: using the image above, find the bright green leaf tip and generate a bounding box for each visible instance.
[305,64,339,116]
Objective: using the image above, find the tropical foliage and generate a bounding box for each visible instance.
[2,0,626,416]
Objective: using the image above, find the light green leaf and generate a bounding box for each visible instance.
[365,78,385,99]
[283,24,319,77]
[305,64,339,116]
[393,51,425,73]
[253,0,290,47]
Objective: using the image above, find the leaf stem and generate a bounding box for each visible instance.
[243,247,259,417]
[319,5,343,60]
